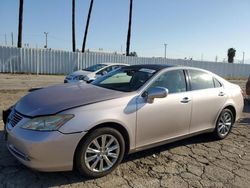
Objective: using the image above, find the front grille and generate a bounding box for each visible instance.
[7,110,23,127]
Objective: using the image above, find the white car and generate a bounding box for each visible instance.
[64,63,128,83]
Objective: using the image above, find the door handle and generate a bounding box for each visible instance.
[181,97,191,103]
[218,92,225,96]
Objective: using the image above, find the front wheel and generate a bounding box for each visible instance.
[75,127,125,178]
[213,109,234,139]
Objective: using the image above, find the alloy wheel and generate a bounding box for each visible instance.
[217,111,232,137]
[84,134,120,173]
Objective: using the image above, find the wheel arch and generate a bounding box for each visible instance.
[223,105,236,123]
[73,122,130,169]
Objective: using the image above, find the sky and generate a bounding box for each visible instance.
[0,0,250,62]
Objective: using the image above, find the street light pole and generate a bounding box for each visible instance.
[5,34,7,45]
[44,32,48,48]
[164,43,167,58]
[11,32,14,46]
[243,52,245,64]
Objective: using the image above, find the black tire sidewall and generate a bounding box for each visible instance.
[215,109,234,139]
[75,127,125,178]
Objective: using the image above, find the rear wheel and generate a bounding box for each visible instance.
[75,127,125,178]
[213,109,234,139]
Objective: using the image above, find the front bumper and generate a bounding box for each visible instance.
[6,123,85,172]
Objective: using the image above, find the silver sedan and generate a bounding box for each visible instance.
[4,64,243,178]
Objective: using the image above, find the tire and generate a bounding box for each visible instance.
[75,127,125,178]
[213,108,234,139]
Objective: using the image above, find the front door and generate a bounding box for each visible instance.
[136,69,192,148]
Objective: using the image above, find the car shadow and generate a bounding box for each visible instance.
[0,129,216,186]
[238,118,250,126]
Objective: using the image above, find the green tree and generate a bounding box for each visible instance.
[72,0,76,52]
[129,51,137,57]
[17,0,24,48]
[82,0,94,53]
[126,0,133,56]
[227,48,236,63]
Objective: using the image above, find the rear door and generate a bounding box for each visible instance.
[187,69,227,133]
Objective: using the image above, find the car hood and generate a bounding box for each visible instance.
[15,83,129,117]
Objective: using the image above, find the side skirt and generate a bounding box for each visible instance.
[129,128,214,154]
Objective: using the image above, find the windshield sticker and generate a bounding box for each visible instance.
[139,68,156,74]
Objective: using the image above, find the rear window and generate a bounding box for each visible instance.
[83,64,107,72]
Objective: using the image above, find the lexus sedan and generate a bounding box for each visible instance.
[64,62,128,83]
[4,65,243,178]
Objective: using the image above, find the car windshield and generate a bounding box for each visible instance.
[83,64,107,72]
[92,67,157,92]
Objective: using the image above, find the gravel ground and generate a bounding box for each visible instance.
[0,74,250,188]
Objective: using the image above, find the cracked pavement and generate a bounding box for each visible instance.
[0,75,250,188]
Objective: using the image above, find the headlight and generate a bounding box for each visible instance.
[21,114,74,131]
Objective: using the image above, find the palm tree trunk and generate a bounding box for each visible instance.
[82,0,94,53]
[17,0,24,48]
[72,0,76,52]
[126,0,133,56]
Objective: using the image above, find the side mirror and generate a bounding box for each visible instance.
[142,87,168,103]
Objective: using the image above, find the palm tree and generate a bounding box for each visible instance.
[228,48,236,63]
[126,0,133,56]
[17,0,24,48]
[72,0,76,52]
[82,0,94,53]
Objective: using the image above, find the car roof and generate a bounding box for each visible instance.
[122,64,175,71]
[101,62,129,66]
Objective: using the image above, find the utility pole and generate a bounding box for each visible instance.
[44,32,48,48]
[164,43,167,58]
[11,32,14,46]
[243,52,245,64]
[5,34,7,45]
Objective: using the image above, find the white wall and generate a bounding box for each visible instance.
[0,46,249,77]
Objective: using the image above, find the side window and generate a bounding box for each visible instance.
[105,66,113,73]
[213,78,222,88]
[111,65,120,71]
[150,70,187,94]
[189,70,214,90]
[97,67,112,75]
